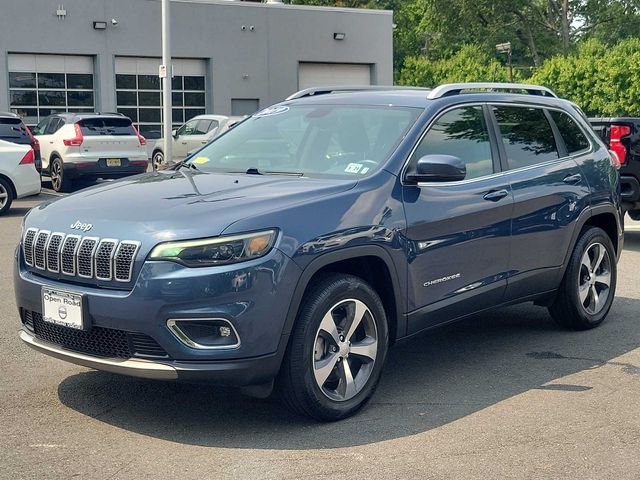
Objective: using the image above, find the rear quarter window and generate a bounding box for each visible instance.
[79,117,135,136]
[0,118,30,144]
[549,110,591,154]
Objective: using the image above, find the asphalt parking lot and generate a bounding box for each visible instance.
[2,191,639,480]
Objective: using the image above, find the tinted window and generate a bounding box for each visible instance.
[493,106,559,169]
[549,110,590,154]
[410,106,494,180]
[0,118,30,144]
[45,118,63,135]
[32,118,49,136]
[78,118,135,136]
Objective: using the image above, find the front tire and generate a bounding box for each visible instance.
[0,177,14,215]
[278,274,389,421]
[549,227,617,330]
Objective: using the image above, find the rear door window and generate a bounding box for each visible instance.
[0,118,31,144]
[492,106,559,169]
[78,117,136,136]
[549,110,591,154]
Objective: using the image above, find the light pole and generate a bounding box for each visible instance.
[496,42,513,82]
[161,0,172,166]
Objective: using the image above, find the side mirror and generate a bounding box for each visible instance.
[405,154,466,183]
[172,129,178,139]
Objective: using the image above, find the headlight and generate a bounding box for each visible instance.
[149,230,277,267]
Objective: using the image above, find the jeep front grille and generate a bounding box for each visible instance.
[23,228,140,283]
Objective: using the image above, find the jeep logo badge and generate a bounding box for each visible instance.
[70,220,93,232]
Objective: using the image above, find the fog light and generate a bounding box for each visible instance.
[167,319,240,349]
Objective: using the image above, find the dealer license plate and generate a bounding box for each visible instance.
[42,288,84,330]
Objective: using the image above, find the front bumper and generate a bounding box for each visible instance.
[19,329,282,384]
[15,246,301,385]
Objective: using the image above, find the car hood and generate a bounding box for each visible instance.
[25,170,357,243]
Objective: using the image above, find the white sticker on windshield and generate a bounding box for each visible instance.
[361,167,370,174]
[345,163,363,174]
[254,105,290,118]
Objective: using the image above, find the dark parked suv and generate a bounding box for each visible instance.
[15,83,623,421]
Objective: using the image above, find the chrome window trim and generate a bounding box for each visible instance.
[23,227,39,267]
[400,101,596,188]
[60,234,81,276]
[33,230,51,270]
[113,240,141,283]
[166,318,241,350]
[45,232,65,273]
[76,236,99,279]
[94,238,119,281]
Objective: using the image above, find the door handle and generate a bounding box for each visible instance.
[483,189,509,202]
[201,141,208,144]
[181,141,187,145]
[563,173,582,185]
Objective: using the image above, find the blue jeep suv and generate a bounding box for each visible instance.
[15,83,623,421]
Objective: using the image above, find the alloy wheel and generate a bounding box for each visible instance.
[51,160,62,191]
[578,242,612,315]
[153,152,164,170]
[312,298,378,402]
[0,182,7,209]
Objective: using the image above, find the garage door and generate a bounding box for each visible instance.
[115,57,207,139]
[8,54,94,126]
[298,63,371,90]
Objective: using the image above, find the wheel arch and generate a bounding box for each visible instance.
[0,173,17,200]
[280,246,405,351]
[564,205,623,270]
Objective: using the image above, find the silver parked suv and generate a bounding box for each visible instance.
[32,113,149,192]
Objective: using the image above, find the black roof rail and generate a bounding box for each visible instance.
[427,82,557,99]
[286,85,431,101]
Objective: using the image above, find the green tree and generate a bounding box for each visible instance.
[398,44,513,86]
[531,38,640,116]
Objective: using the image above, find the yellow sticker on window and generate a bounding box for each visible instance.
[192,157,210,165]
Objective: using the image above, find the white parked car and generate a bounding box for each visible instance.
[0,140,41,215]
[151,114,244,169]
[32,113,149,192]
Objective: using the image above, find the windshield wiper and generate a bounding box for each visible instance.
[241,168,303,176]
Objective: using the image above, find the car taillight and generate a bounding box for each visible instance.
[19,149,35,165]
[609,124,631,165]
[24,125,40,151]
[132,125,147,146]
[63,123,84,146]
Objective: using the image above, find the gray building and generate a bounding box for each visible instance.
[0,0,393,138]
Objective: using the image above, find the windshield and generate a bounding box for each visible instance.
[185,104,421,177]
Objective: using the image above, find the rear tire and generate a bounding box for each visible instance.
[152,150,165,170]
[278,274,389,421]
[549,227,616,330]
[50,157,72,193]
[0,177,14,216]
